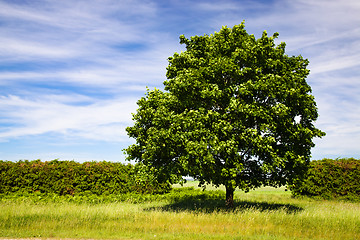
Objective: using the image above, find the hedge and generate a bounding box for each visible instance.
[291,158,360,201]
[0,160,171,195]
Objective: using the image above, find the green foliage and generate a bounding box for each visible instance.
[291,158,360,201]
[129,162,173,194]
[125,22,325,206]
[0,160,170,196]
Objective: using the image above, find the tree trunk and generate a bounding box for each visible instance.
[225,186,234,208]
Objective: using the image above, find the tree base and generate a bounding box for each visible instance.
[225,186,234,208]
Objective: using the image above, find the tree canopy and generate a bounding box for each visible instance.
[125,23,325,207]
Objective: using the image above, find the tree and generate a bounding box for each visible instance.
[125,23,325,207]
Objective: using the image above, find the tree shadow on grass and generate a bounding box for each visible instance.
[146,195,303,214]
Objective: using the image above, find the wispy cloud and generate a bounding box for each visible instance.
[0,0,160,63]
[0,0,176,155]
[0,0,176,89]
[0,94,137,141]
[0,0,359,161]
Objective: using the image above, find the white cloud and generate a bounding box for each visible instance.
[0,0,157,31]
[0,37,76,59]
[0,94,138,142]
[309,72,360,159]
[0,0,159,63]
[0,0,359,161]
[0,53,170,89]
[310,54,360,75]
[0,0,179,92]
[196,1,244,12]
[0,0,175,150]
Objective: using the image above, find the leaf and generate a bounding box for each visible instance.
[124,23,325,205]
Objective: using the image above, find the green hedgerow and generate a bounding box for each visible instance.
[291,158,360,201]
[0,160,171,196]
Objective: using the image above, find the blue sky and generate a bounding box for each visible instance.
[0,0,359,162]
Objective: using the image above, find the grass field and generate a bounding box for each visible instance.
[0,181,359,240]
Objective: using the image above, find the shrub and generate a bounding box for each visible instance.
[291,158,360,201]
[0,160,171,196]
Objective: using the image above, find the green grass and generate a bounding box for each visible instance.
[1,182,359,240]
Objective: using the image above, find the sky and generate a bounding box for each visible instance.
[0,0,359,163]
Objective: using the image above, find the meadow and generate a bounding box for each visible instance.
[0,181,359,240]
